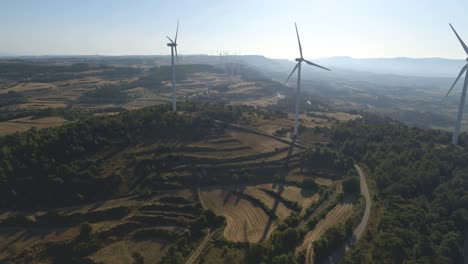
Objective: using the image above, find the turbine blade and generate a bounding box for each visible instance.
[166,36,174,43]
[295,23,303,58]
[304,60,331,71]
[175,46,179,64]
[285,63,299,84]
[450,23,468,55]
[446,64,468,97]
[175,20,179,43]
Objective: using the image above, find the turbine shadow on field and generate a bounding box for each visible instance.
[259,141,296,241]
[222,190,232,205]
[234,185,246,206]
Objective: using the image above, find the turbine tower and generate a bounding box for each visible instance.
[285,23,330,139]
[446,23,468,145]
[166,20,179,112]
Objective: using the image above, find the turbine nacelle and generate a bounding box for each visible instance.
[295,58,303,62]
[167,43,177,47]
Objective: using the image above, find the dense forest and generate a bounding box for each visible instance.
[333,114,467,264]
[0,91,26,108]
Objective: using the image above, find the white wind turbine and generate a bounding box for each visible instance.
[285,23,331,139]
[166,20,179,112]
[446,23,468,145]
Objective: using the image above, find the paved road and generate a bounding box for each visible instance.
[352,164,371,241]
[318,164,372,264]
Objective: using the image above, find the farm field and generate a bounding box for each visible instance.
[298,203,354,261]
[89,240,167,264]
[0,190,203,262]
[0,116,67,135]
[199,188,272,242]
[199,180,329,243]
[255,183,320,215]
[0,64,286,136]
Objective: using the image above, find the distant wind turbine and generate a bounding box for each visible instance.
[166,20,179,112]
[445,23,468,145]
[285,23,331,139]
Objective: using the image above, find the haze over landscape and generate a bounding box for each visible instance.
[0,1,467,264]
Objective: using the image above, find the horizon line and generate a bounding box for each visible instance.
[0,54,464,61]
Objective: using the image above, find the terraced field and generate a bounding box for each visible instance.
[199,188,273,242]
[0,191,202,262]
[298,203,354,262]
[242,187,292,220]
[257,183,319,215]
[90,240,167,264]
[199,180,324,243]
[0,116,67,136]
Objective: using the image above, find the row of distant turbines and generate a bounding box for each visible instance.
[166,21,468,145]
[217,51,242,78]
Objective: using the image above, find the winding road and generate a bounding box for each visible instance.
[318,164,372,264]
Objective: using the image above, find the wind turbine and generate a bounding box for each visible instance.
[285,23,331,139]
[166,20,179,112]
[446,23,468,145]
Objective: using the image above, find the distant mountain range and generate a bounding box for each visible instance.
[4,54,465,78]
[313,56,466,78]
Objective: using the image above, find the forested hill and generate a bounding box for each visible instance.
[0,103,249,209]
[333,114,467,264]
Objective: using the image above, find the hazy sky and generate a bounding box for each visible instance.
[1,0,468,59]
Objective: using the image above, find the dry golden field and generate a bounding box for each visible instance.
[0,116,67,136]
[199,188,273,243]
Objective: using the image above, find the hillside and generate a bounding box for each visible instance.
[0,100,464,263]
[0,58,466,264]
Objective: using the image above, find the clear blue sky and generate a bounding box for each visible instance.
[1,0,468,59]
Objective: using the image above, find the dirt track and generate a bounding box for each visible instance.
[185,229,213,264]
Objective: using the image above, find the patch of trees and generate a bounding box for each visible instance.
[136,64,222,89]
[0,91,26,107]
[387,109,454,129]
[97,66,143,79]
[342,175,360,195]
[131,227,186,241]
[313,224,347,262]
[303,187,332,219]
[273,127,290,137]
[306,193,344,230]
[244,224,304,264]
[301,147,353,173]
[80,84,130,104]
[0,62,93,82]
[333,114,467,264]
[0,61,142,82]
